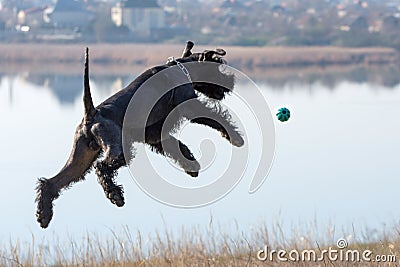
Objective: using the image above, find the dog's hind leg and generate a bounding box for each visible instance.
[181,100,244,147]
[91,120,127,207]
[36,131,100,228]
[151,135,200,177]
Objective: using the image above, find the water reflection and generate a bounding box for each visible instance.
[20,73,135,105]
[1,64,399,106]
[251,64,400,90]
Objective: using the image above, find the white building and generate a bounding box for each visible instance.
[111,0,165,36]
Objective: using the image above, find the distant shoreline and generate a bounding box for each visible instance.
[0,43,398,75]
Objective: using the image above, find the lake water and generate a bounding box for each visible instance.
[0,65,399,248]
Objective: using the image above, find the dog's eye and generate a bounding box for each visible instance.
[211,55,220,62]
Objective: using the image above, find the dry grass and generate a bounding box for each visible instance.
[1,221,399,266]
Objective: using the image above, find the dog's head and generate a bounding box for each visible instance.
[179,41,235,100]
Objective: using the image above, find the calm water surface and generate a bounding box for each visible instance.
[0,67,399,245]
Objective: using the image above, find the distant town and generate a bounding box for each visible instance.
[0,0,400,48]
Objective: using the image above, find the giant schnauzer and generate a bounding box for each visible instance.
[36,42,244,228]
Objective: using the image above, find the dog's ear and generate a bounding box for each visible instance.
[181,41,194,57]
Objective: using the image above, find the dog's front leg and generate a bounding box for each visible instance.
[181,100,244,147]
[91,120,127,207]
[151,135,200,177]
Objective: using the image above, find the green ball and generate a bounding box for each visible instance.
[276,107,290,122]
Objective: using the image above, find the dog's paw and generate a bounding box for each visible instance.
[185,171,199,177]
[107,185,125,207]
[231,133,244,147]
[36,204,53,228]
[35,178,57,228]
[182,159,200,178]
[222,131,244,147]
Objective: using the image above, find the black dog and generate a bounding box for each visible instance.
[36,42,244,228]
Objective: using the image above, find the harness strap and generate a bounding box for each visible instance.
[166,56,192,83]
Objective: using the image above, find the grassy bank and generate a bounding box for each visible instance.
[1,222,398,266]
[0,44,398,72]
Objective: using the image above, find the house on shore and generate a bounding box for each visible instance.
[111,0,165,37]
[17,6,47,29]
[46,0,92,30]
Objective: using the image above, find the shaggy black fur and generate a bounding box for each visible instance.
[168,41,235,100]
[36,42,243,228]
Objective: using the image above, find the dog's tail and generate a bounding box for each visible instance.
[84,47,96,121]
